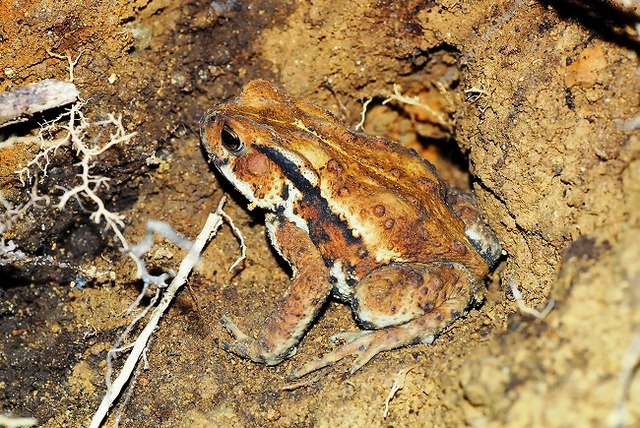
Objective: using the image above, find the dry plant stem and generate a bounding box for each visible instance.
[0,79,79,127]
[106,199,246,389]
[218,208,246,271]
[125,220,194,312]
[105,289,161,389]
[89,202,227,428]
[113,369,140,428]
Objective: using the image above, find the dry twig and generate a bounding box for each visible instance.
[0,79,79,127]
[90,199,233,428]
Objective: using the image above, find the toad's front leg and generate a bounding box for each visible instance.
[221,216,332,366]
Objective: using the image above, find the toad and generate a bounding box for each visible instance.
[200,80,501,378]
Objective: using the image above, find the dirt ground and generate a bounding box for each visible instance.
[1,0,639,427]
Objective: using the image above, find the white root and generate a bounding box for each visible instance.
[89,199,230,428]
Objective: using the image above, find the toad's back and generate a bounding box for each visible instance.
[210,80,488,277]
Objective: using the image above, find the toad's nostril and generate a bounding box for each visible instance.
[200,111,217,130]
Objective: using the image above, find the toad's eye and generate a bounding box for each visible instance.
[221,126,244,153]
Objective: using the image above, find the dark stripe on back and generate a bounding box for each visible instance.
[255,145,362,252]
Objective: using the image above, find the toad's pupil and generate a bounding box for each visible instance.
[221,127,243,152]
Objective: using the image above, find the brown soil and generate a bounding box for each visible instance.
[1,0,639,427]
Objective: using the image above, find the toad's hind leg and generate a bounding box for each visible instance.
[290,262,480,379]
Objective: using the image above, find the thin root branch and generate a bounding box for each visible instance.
[382,365,417,418]
[218,205,246,271]
[355,97,373,132]
[609,335,640,427]
[508,280,554,319]
[382,83,451,130]
[89,198,234,428]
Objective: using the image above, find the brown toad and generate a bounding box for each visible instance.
[200,80,501,378]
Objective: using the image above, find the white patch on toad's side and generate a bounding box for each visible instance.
[281,183,309,233]
[330,261,352,301]
[263,182,309,279]
[374,248,404,264]
[464,225,483,246]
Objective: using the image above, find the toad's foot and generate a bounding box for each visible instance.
[289,326,431,380]
[220,315,296,365]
